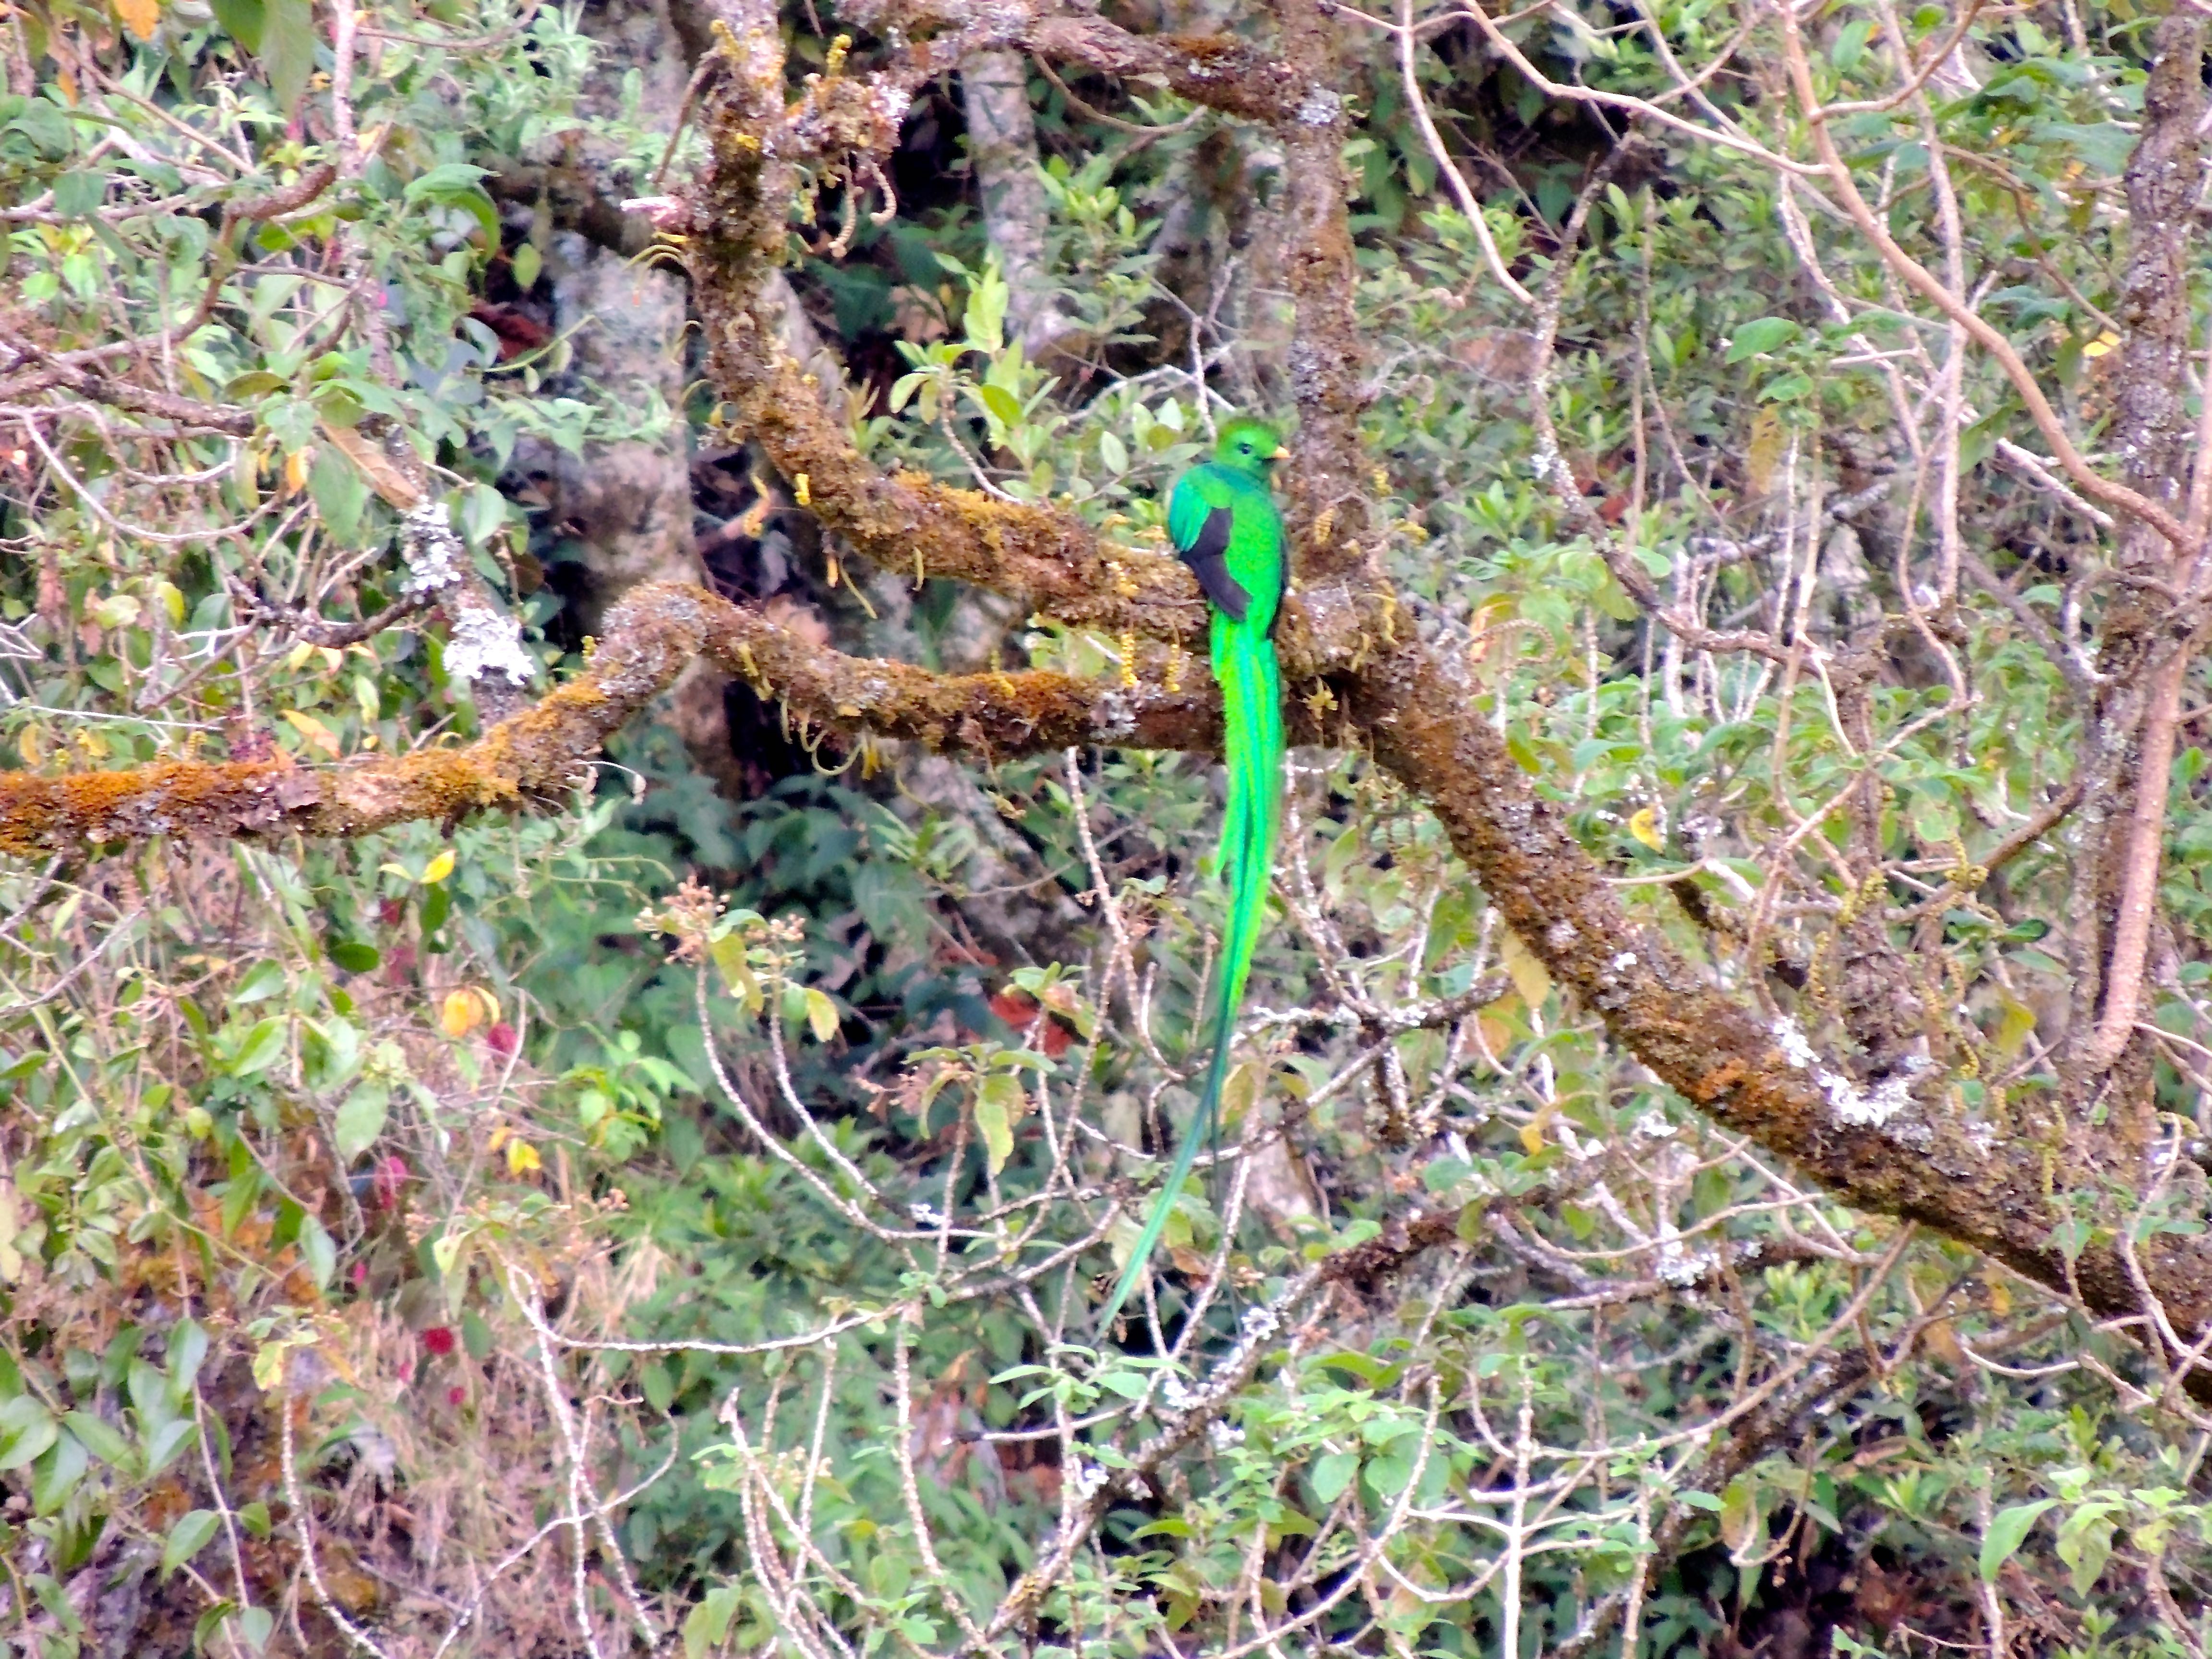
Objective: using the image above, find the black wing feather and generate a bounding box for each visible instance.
[1179,505,1251,624]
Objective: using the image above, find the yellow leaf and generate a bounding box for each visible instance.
[505,1139,542,1176]
[1719,1478,1757,1555]
[440,988,486,1038]
[1993,996,2036,1058]
[279,709,340,758]
[2082,330,2119,360]
[486,1123,511,1153]
[804,987,840,1044]
[422,850,456,885]
[1220,1060,1260,1125]
[1628,806,1665,852]
[1518,1109,1552,1156]
[974,1071,1022,1177]
[1745,406,1783,497]
[710,935,762,1014]
[284,447,313,495]
[1499,927,1552,1013]
[115,0,160,42]
[318,420,424,509]
[287,641,317,673]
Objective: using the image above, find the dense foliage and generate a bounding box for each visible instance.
[6,0,2212,1652]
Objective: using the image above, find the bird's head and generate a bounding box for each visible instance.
[1214,418,1284,480]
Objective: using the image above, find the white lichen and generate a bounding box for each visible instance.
[1297,87,1343,126]
[400,502,464,595]
[1657,1246,1718,1287]
[445,606,537,687]
[1770,1015,1817,1070]
[1820,1068,1913,1128]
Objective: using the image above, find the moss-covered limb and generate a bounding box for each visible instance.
[716,345,1215,642]
[681,1,1206,643]
[1262,0,1378,589]
[1349,632,2212,1378]
[683,0,1381,637]
[0,582,1231,859]
[1019,17,1321,123]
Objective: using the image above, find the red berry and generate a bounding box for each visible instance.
[485,1022,518,1058]
[422,1326,456,1357]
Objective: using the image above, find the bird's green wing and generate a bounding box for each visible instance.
[1170,467,1253,622]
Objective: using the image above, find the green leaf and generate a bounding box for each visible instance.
[1832,17,1872,71]
[233,1603,276,1654]
[1310,1450,1358,1503]
[259,0,314,114]
[1979,1498,2056,1582]
[309,444,368,542]
[52,170,104,218]
[973,381,1022,431]
[230,960,288,1005]
[333,1082,389,1162]
[685,1587,742,1659]
[195,1602,240,1654]
[328,940,379,974]
[2054,1502,2117,1595]
[62,1409,134,1473]
[163,1510,222,1581]
[32,1430,88,1514]
[299,1215,336,1292]
[964,259,1009,353]
[168,1320,210,1402]
[212,0,264,49]
[0,1399,59,1472]
[228,1016,288,1077]
[404,163,498,243]
[143,1417,199,1477]
[1099,429,1128,475]
[1724,317,1800,362]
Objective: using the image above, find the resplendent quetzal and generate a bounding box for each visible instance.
[1099,416,1286,1330]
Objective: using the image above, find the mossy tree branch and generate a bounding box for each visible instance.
[0,583,1227,859]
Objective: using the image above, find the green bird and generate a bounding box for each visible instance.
[1099,416,1287,1332]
